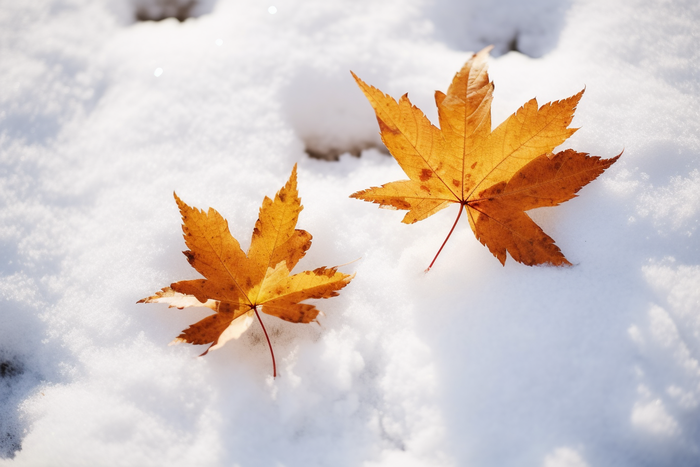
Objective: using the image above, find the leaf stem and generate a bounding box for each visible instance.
[254,306,276,378]
[426,203,465,272]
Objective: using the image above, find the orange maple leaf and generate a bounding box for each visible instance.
[350,47,620,268]
[139,165,353,376]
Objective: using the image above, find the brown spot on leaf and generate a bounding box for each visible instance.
[419,169,433,181]
[389,199,411,210]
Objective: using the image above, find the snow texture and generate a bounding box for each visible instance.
[1,0,699,465]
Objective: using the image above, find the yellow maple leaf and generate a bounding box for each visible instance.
[139,165,353,376]
[350,47,620,268]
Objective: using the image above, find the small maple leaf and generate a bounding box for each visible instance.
[139,165,354,376]
[350,47,620,269]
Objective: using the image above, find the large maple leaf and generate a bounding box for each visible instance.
[350,47,620,268]
[139,165,353,376]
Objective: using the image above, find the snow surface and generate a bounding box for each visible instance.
[1,0,699,465]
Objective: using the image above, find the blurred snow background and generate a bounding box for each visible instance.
[1,0,698,465]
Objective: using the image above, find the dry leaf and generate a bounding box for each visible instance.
[350,47,620,268]
[139,165,353,376]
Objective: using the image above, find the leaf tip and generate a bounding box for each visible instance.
[610,150,624,163]
[479,45,495,55]
[350,70,366,88]
[348,190,363,200]
[173,191,185,207]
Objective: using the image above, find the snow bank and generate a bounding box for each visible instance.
[1,0,698,465]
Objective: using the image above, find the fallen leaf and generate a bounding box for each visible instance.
[139,165,354,376]
[350,47,620,268]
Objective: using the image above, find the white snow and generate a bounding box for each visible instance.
[1,0,699,465]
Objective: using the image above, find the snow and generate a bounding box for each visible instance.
[1,0,699,465]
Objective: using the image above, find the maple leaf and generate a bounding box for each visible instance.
[139,165,353,376]
[350,47,620,268]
